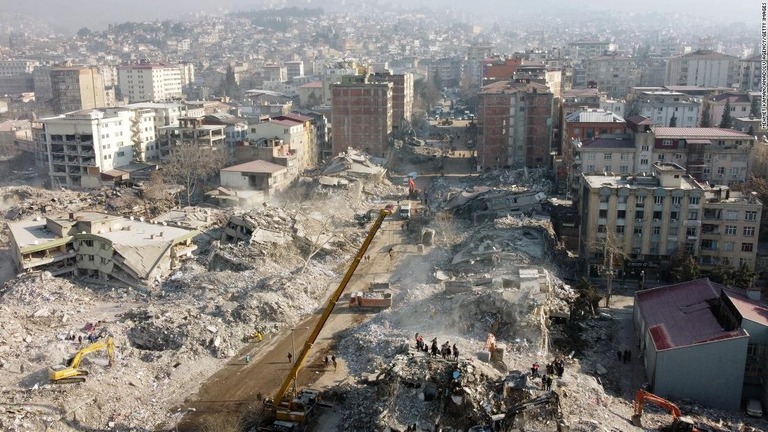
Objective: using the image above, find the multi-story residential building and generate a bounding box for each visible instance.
[579,161,761,280]
[706,92,753,127]
[633,91,701,128]
[467,43,494,90]
[51,66,106,114]
[0,60,36,94]
[665,50,740,88]
[117,63,184,103]
[560,87,602,129]
[202,113,248,153]
[32,65,53,102]
[263,64,288,83]
[599,96,626,117]
[476,80,554,170]
[638,57,669,87]
[652,127,753,185]
[570,133,635,192]
[562,109,626,185]
[424,57,463,87]
[330,75,393,157]
[370,72,413,131]
[274,112,320,168]
[699,186,763,270]
[285,60,304,81]
[41,109,138,188]
[739,55,761,92]
[567,40,615,60]
[583,55,641,99]
[157,117,226,158]
[247,117,312,168]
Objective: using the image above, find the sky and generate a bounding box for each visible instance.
[0,0,759,32]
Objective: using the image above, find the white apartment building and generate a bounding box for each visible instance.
[634,91,701,128]
[247,119,307,166]
[665,50,739,88]
[117,63,184,103]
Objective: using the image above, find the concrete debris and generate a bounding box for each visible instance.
[322,149,387,181]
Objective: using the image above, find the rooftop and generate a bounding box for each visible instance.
[582,170,702,190]
[681,50,737,60]
[222,159,287,174]
[576,134,634,149]
[636,279,748,351]
[653,127,753,140]
[565,109,624,123]
[712,93,751,104]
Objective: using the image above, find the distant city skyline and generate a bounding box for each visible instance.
[1,0,760,33]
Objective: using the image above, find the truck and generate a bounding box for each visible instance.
[399,203,411,220]
[349,291,393,310]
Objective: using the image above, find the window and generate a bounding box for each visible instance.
[657,154,665,161]
[722,242,734,251]
[83,240,94,247]
[634,227,643,235]
[689,196,700,205]
[635,210,644,219]
[604,165,612,172]
[725,210,738,220]
[672,196,681,205]
[746,211,758,221]
[670,211,679,221]
[616,225,625,234]
[653,211,663,219]
[87,255,95,261]
[618,196,628,204]
[640,158,649,165]
[687,211,698,220]
[598,225,606,233]
[641,145,650,152]
[636,196,645,205]
[662,139,673,146]
[725,225,737,235]
[717,167,725,175]
[599,209,608,218]
[620,153,629,160]
[617,210,626,219]
[742,243,754,252]
[587,164,595,172]
[604,153,612,160]
[117,151,125,157]
[653,226,661,235]
[686,227,697,236]
[620,165,628,173]
[744,226,756,236]
[654,196,663,204]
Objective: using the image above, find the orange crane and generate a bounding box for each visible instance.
[632,389,699,432]
[267,205,394,425]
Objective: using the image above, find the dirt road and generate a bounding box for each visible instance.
[175,219,410,431]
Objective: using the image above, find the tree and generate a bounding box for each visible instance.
[708,264,734,286]
[700,102,711,127]
[719,100,733,129]
[219,65,242,100]
[161,142,227,206]
[140,170,176,217]
[77,27,92,38]
[733,264,757,289]
[751,96,760,118]
[668,113,677,127]
[669,254,699,283]
[748,125,755,137]
[572,278,602,320]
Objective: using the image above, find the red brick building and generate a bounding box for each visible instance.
[560,108,626,183]
[331,76,392,157]
[476,80,554,170]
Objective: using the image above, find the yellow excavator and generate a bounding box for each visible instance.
[265,205,394,426]
[49,336,115,384]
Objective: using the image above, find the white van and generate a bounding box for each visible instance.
[399,204,411,220]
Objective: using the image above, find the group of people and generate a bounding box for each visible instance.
[617,349,632,363]
[531,358,566,391]
[415,334,459,361]
[324,355,338,371]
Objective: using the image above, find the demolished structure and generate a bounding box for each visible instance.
[7,211,197,289]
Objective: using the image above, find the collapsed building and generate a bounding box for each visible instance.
[443,186,547,222]
[7,211,197,289]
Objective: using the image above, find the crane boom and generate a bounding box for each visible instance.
[272,206,393,408]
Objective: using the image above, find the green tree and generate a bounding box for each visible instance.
[751,96,760,118]
[708,264,734,286]
[700,102,711,127]
[77,27,92,38]
[669,113,677,127]
[733,264,757,289]
[748,125,755,136]
[670,254,700,283]
[719,100,733,129]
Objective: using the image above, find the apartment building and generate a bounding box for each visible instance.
[7,211,197,290]
[330,75,393,157]
[202,113,248,152]
[633,91,701,128]
[706,92,753,127]
[567,40,615,60]
[32,66,53,101]
[423,57,463,87]
[157,117,226,158]
[476,80,554,170]
[467,43,494,90]
[51,66,107,114]
[570,134,635,191]
[739,55,761,92]
[247,117,312,168]
[583,55,641,99]
[0,60,36,95]
[117,63,184,103]
[562,108,626,185]
[370,72,413,131]
[665,50,739,88]
[285,60,304,81]
[579,162,762,280]
[652,127,753,185]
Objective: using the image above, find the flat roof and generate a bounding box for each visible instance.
[577,134,634,149]
[565,109,624,123]
[636,279,748,351]
[583,172,701,190]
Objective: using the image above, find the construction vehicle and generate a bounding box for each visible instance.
[473,391,565,431]
[266,205,394,425]
[349,291,393,310]
[49,336,115,384]
[407,177,420,200]
[632,389,699,431]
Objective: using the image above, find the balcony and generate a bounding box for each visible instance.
[683,220,701,227]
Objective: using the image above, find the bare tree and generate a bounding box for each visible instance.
[296,213,339,273]
[139,170,176,217]
[161,142,227,206]
[590,232,628,307]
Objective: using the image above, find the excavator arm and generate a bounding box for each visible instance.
[68,337,115,369]
[632,389,699,431]
[50,336,115,383]
[271,206,393,417]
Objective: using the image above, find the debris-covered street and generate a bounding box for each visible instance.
[1,141,766,432]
